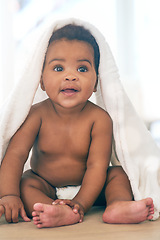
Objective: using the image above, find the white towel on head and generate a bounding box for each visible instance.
[0,18,160,220]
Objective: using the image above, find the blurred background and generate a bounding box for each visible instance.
[0,0,160,143]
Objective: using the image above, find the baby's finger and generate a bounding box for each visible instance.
[61,199,74,207]
[11,208,19,223]
[73,203,80,213]
[20,207,31,222]
[0,205,5,218]
[52,199,63,205]
[79,211,84,222]
[4,207,12,223]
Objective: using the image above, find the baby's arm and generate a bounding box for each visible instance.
[62,111,112,218]
[0,105,41,222]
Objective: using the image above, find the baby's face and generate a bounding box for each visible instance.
[41,39,97,110]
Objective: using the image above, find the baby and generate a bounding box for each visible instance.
[0,23,154,228]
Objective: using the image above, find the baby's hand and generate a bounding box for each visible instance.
[0,195,30,223]
[53,199,84,223]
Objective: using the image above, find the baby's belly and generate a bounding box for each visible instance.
[30,157,86,187]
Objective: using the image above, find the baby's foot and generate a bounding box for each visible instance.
[32,203,81,228]
[103,197,154,224]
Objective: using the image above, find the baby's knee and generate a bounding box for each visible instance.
[107,166,127,180]
[20,169,42,191]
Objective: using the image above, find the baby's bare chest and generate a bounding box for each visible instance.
[36,119,92,158]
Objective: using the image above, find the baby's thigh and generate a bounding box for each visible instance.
[20,169,56,199]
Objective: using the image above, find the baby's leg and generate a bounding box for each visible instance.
[20,170,56,216]
[20,170,80,228]
[103,166,154,224]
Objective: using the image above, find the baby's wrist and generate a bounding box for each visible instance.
[0,194,20,199]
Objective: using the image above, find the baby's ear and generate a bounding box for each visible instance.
[93,77,98,92]
[40,76,45,91]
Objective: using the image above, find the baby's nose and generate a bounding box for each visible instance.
[64,74,79,81]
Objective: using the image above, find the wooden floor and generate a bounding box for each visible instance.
[1,207,160,240]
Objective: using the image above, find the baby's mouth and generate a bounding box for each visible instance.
[61,88,79,96]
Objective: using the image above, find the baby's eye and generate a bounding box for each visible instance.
[78,66,88,72]
[53,66,63,72]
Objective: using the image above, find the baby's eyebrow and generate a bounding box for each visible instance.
[48,58,92,66]
[49,58,65,64]
[77,59,92,66]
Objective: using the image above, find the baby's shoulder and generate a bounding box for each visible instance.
[87,101,111,121]
[30,99,50,111]
[86,101,112,132]
[29,99,50,117]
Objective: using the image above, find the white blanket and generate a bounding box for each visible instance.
[0,18,160,220]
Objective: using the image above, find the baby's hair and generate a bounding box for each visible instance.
[46,24,100,75]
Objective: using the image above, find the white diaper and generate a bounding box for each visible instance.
[56,185,81,199]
